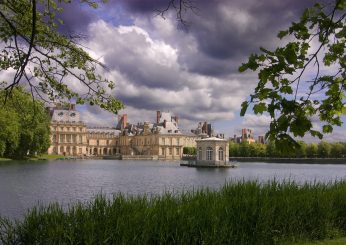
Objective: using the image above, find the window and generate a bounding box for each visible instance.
[169,147,172,155]
[162,138,165,145]
[60,134,64,143]
[207,147,213,161]
[177,138,180,145]
[161,147,165,155]
[218,147,224,161]
[176,147,180,155]
[198,147,202,160]
[79,135,83,143]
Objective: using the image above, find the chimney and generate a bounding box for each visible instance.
[156,111,161,123]
[164,119,167,128]
[70,104,75,110]
[202,122,207,133]
[172,116,178,124]
[123,114,128,128]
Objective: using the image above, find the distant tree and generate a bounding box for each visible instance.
[183,147,196,155]
[330,142,344,158]
[240,0,346,149]
[0,109,20,156]
[266,141,281,157]
[318,141,332,158]
[239,141,250,157]
[229,142,239,157]
[295,141,307,158]
[306,143,318,158]
[256,143,267,157]
[0,87,50,159]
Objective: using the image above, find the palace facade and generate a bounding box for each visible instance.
[47,105,198,160]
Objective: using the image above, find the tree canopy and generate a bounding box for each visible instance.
[0,86,51,159]
[240,0,346,149]
[0,0,123,113]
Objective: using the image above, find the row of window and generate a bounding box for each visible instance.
[120,137,184,146]
[160,147,180,156]
[198,147,224,161]
[53,134,84,143]
[160,137,180,145]
[53,147,119,155]
[52,126,85,132]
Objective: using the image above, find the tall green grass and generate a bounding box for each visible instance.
[2,180,346,244]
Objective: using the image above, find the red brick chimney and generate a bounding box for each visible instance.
[123,114,128,128]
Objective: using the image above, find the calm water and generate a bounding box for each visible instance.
[1,159,346,220]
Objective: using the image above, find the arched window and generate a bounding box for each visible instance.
[218,147,224,161]
[198,147,202,160]
[207,147,213,161]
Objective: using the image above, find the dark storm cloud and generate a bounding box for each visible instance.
[117,0,173,13]
[53,1,97,35]
[117,0,318,77]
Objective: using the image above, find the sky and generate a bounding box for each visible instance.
[14,0,346,141]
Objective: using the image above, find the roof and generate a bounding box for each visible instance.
[196,137,227,142]
[51,109,81,123]
[87,128,121,135]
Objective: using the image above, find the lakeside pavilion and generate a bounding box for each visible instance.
[196,137,229,166]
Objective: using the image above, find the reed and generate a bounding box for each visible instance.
[2,180,346,244]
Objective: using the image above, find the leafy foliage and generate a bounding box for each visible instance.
[0,87,50,159]
[240,0,346,149]
[0,0,123,113]
[183,146,196,155]
[229,141,346,158]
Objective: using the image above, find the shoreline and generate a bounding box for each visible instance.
[230,157,346,164]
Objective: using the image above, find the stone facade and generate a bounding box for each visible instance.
[117,111,198,160]
[47,105,120,157]
[196,137,229,165]
[48,106,198,159]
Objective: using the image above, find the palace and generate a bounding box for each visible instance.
[47,105,198,160]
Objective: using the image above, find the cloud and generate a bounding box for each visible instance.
[3,0,344,142]
[81,20,245,126]
[240,114,271,136]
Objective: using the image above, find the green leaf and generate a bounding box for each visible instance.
[322,125,333,133]
[342,106,346,115]
[240,101,249,117]
[277,30,288,39]
[253,103,267,114]
[238,63,248,72]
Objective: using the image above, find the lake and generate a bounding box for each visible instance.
[1,159,346,220]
